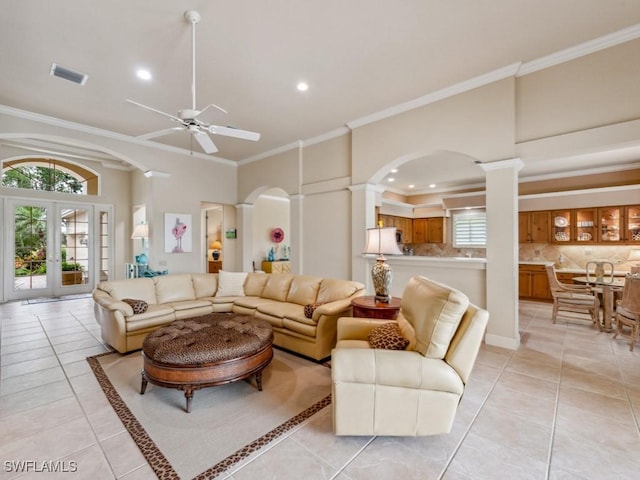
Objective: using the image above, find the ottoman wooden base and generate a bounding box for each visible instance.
[141,343,273,413]
[140,313,274,413]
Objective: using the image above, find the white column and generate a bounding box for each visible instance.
[289,194,303,274]
[479,158,524,350]
[235,203,254,272]
[350,183,385,290]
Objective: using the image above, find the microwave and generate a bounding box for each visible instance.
[395,229,403,244]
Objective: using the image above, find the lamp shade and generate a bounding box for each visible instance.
[131,223,149,239]
[209,240,222,250]
[364,227,403,256]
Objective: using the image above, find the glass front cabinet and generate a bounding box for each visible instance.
[599,206,622,243]
[625,206,640,244]
[551,210,572,243]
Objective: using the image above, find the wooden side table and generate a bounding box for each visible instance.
[351,296,402,320]
[208,260,222,273]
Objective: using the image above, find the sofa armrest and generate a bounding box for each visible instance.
[337,317,393,342]
[92,290,134,316]
[313,298,352,318]
[331,348,463,393]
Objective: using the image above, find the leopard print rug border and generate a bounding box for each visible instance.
[87,351,331,480]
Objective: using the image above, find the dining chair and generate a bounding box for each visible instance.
[613,274,640,351]
[545,265,601,329]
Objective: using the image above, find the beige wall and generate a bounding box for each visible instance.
[351,78,516,185]
[516,38,640,143]
[253,194,290,268]
[238,149,299,202]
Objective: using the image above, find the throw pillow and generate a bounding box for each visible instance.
[215,270,248,297]
[304,303,322,319]
[368,322,409,350]
[122,298,148,315]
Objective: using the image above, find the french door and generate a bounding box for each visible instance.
[4,199,112,301]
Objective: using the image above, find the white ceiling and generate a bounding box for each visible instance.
[2,0,640,193]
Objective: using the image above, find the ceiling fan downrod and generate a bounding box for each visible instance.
[185,10,201,112]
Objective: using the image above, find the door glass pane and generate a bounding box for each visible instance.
[13,205,48,290]
[60,208,89,286]
[99,210,110,281]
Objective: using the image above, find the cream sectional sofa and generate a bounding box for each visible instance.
[93,272,365,360]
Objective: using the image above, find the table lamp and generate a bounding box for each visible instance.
[210,240,222,260]
[364,224,403,303]
[628,248,640,274]
[131,223,149,264]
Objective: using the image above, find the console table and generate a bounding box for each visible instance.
[261,261,290,274]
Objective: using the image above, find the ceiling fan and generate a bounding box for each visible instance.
[126,10,260,154]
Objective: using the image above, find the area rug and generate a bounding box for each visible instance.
[87,348,332,480]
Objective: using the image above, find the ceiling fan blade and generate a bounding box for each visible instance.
[192,130,218,154]
[125,99,184,124]
[137,126,185,140]
[208,125,261,141]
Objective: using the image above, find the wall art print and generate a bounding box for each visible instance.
[164,213,192,253]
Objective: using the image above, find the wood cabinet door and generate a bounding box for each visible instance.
[518,271,532,297]
[518,213,530,243]
[598,206,622,243]
[551,210,572,243]
[531,271,551,300]
[427,218,445,243]
[413,218,426,243]
[625,206,640,244]
[530,211,550,243]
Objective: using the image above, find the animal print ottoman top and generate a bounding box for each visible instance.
[142,313,273,365]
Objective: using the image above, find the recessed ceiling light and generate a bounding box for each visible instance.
[429,184,436,188]
[136,68,152,81]
[296,81,309,92]
[387,177,395,182]
[390,168,398,173]
[408,184,415,189]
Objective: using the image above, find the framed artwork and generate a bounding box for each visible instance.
[164,213,192,253]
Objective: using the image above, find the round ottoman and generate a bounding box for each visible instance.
[140,313,273,412]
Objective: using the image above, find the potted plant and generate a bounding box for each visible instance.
[61,261,83,285]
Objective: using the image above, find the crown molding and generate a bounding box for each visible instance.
[517,23,640,76]
[0,104,237,167]
[238,140,300,165]
[346,63,522,130]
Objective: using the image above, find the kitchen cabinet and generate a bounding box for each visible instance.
[519,211,550,243]
[598,206,622,243]
[625,206,640,244]
[377,214,412,243]
[518,264,552,301]
[412,217,446,243]
[551,208,597,244]
[412,218,426,243]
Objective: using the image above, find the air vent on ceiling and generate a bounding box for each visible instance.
[49,63,88,86]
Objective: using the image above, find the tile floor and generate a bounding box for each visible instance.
[1,298,640,479]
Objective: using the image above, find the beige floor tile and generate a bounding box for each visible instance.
[0,355,60,380]
[15,444,114,480]
[0,338,51,355]
[53,337,105,354]
[0,365,65,397]
[445,431,548,480]
[0,332,48,347]
[340,435,450,480]
[557,383,635,426]
[1,345,55,366]
[561,365,626,399]
[0,378,74,417]
[483,380,556,428]
[56,344,110,365]
[100,431,148,478]
[505,355,562,383]
[118,464,159,480]
[62,358,93,377]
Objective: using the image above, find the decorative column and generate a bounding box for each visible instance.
[235,203,254,273]
[350,183,386,291]
[479,158,524,350]
[288,194,303,274]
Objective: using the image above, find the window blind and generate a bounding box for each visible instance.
[453,211,487,247]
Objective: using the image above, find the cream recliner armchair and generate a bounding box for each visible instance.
[331,275,489,436]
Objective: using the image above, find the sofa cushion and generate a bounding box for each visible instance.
[122,298,148,314]
[316,279,363,304]
[98,278,157,305]
[233,296,270,310]
[287,275,322,306]
[244,272,269,296]
[155,274,197,304]
[124,304,176,331]
[368,322,409,350]
[261,274,294,302]
[256,300,300,319]
[191,273,218,298]
[215,270,247,297]
[397,276,469,359]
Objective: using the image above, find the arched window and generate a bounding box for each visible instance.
[1,158,99,195]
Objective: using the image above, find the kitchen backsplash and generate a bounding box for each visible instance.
[519,243,635,271]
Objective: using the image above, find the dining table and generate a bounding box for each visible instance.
[572,276,625,332]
